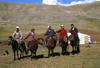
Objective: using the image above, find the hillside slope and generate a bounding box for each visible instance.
[0,1,100,23]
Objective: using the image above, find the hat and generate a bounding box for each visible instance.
[71,24,74,26]
[47,25,51,28]
[16,26,19,29]
[61,25,64,27]
[31,28,35,31]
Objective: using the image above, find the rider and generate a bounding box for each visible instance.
[69,24,80,52]
[23,28,36,50]
[12,26,23,49]
[44,26,55,46]
[56,25,67,45]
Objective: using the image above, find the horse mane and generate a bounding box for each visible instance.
[37,38,44,41]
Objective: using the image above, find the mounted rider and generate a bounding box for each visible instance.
[69,24,79,41]
[12,26,23,49]
[23,28,36,50]
[69,24,80,53]
[56,25,67,45]
[44,26,56,46]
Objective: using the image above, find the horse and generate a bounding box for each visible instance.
[47,33,57,57]
[69,34,79,55]
[60,34,68,56]
[8,36,28,61]
[29,38,45,61]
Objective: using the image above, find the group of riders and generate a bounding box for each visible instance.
[12,24,80,50]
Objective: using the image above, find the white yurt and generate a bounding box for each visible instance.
[67,32,91,45]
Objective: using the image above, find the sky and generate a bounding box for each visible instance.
[0,0,100,6]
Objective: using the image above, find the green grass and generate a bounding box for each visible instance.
[0,44,100,68]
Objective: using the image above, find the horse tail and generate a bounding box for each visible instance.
[22,41,28,54]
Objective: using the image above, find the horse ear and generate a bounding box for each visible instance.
[42,38,44,41]
[37,38,40,40]
[8,36,12,38]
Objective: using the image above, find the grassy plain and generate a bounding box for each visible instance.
[0,43,100,68]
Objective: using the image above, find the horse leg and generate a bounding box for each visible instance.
[13,51,16,61]
[62,47,64,56]
[51,48,54,57]
[17,51,19,60]
[72,46,74,55]
[48,48,50,57]
[31,52,33,61]
[65,47,67,56]
[34,50,37,60]
[20,50,22,58]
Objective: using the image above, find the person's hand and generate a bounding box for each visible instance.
[43,33,45,35]
[23,38,25,40]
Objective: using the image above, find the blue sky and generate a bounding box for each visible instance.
[0,0,100,6]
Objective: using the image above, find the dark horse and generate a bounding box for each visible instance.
[8,36,28,61]
[47,33,57,57]
[29,38,45,61]
[69,34,79,55]
[60,34,68,56]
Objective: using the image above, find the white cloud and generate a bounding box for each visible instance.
[42,0,57,5]
[42,0,99,6]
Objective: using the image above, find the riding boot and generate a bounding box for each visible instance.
[27,41,30,51]
[46,43,48,46]
[19,43,22,50]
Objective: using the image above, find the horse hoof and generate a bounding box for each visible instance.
[18,58,20,60]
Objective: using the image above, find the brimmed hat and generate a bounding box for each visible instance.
[31,28,35,31]
[16,26,19,29]
[47,25,51,28]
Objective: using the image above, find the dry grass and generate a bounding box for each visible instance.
[0,43,100,68]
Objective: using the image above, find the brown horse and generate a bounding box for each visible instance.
[8,36,28,61]
[29,38,45,61]
[60,35,68,56]
[69,34,79,55]
[47,33,57,57]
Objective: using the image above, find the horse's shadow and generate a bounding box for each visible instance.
[71,51,79,55]
[45,52,60,58]
[19,54,44,60]
[61,52,70,56]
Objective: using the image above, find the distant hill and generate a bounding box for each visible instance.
[0,1,100,23]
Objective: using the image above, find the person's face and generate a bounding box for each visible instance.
[71,25,74,28]
[32,30,34,32]
[62,26,64,29]
[48,27,51,30]
[16,28,19,32]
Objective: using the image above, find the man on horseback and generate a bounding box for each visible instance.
[69,24,80,53]
[24,28,36,50]
[12,26,23,49]
[44,26,55,46]
[56,25,67,45]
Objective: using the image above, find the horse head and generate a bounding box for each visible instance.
[69,34,75,41]
[52,33,57,41]
[62,34,68,42]
[8,36,13,46]
[37,38,46,47]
